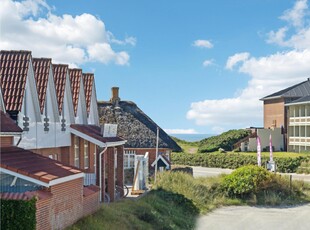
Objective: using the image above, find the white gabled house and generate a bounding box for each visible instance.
[32,58,60,150]
[0,50,42,149]
[53,64,75,148]
[83,73,99,126]
[69,69,88,125]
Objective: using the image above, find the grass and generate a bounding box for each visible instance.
[68,169,310,229]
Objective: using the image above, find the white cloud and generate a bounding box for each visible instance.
[0,0,134,66]
[188,0,310,132]
[193,39,213,48]
[202,59,214,67]
[164,129,198,134]
[225,52,250,70]
[280,0,308,28]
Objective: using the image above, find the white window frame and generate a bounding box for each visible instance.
[124,150,135,169]
[84,140,89,169]
[74,136,80,168]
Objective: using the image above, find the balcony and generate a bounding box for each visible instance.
[289,137,310,146]
[289,117,310,125]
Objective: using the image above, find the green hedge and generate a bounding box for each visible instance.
[1,198,36,230]
[171,152,310,173]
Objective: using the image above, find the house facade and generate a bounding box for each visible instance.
[261,79,310,152]
[0,50,127,229]
[98,87,181,183]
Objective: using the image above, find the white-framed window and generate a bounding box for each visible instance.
[124,150,135,169]
[84,140,89,169]
[74,136,80,168]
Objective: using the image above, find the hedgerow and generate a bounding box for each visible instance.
[171,152,310,173]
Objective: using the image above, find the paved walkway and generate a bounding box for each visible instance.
[196,204,310,230]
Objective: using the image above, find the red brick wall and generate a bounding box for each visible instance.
[35,178,100,230]
[49,179,83,229]
[36,196,52,230]
[107,147,115,202]
[116,146,124,197]
[83,191,100,217]
[264,98,285,129]
[0,136,13,147]
[31,147,64,161]
[125,148,171,167]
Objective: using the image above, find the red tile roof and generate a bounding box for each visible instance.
[83,73,94,115]
[53,64,68,113]
[69,69,82,115]
[32,58,52,113]
[0,110,22,133]
[0,50,32,111]
[70,124,125,144]
[0,146,82,184]
[0,190,52,201]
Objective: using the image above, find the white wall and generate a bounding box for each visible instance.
[247,128,284,151]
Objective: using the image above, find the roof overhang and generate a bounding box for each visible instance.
[0,167,84,187]
[285,101,310,106]
[70,127,126,147]
[0,132,22,136]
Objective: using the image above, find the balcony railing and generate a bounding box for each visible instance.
[289,117,310,125]
[289,137,310,146]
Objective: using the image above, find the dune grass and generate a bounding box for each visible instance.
[69,169,310,230]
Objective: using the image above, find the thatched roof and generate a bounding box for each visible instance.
[97,100,181,151]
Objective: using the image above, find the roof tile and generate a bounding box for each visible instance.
[0,110,23,133]
[69,69,82,115]
[83,73,94,115]
[32,58,52,113]
[52,64,68,113]
[0,146,82,183]
[0,50,31,111]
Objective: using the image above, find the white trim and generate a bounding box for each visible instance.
[1,167,84,187]
[151,155,170,168]
[0,133,22,136]
[27,60,42,122]
[48,172,84,186]
[70,127,126,147]
[285,101,310,106]
[0,87,6,113]
[47,65,60,122]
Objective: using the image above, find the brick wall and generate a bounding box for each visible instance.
[264,98,286,129]
[125,148,171,167]
[82,190,100,217]
[0,136,13,147]
[49,179,83,229]
[31,146,64,161]
[35,178,100,230]
[116,146,124,197]
[107,147,115,202]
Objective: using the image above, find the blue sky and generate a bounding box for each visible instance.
[2,0,310,134]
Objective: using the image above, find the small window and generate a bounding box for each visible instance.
[84,140,89,169]
[74,136,80,168]
[124,150,135,169]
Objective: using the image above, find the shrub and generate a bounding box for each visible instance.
[171,152,309,173]
[221,165,272,198]
[1,198,36,230]
[296,160,310,174]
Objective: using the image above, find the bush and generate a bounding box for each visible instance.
[222,166,272,198]
[171,152,309,173]
[296,160,310,174]
[1,198,36,230]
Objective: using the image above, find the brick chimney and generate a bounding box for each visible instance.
[110,87,120,105]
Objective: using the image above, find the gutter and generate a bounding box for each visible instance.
[99,145,108,202]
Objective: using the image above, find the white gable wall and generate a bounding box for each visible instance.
[75,78,88,124]
[56,73,75,147]
[17,61,41,149]
[37,67,59,148]
[88,82,99,126]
